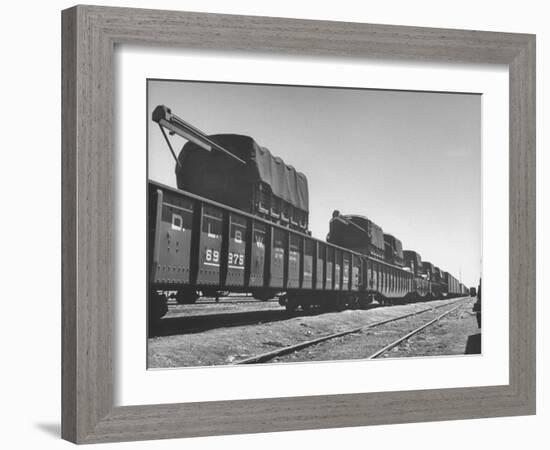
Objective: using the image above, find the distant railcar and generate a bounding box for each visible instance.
[442,271,460,296]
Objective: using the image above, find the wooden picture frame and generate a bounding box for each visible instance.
[61,5,536,444]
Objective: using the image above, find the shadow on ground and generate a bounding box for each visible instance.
[150,304,382,337]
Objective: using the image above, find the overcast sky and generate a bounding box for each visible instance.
[148,80,481,287]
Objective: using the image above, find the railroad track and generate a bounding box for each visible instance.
[233,297,469,364]
[169,299,279,306]
[366,302,464,359]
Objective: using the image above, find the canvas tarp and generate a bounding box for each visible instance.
[346,215,385,251]
[252,143,309,212]
[177,134,309,212]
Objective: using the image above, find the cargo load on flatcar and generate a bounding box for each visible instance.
[422,261,436,280]
[403,250,422,275]
[383,233,405,266]
[326,211,385,260]
[433,266,443,283]
[175,133,309,233]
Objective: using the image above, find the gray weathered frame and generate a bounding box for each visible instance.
[61,5,536,444]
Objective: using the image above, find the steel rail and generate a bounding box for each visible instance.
[367,302,465,359]
[167,299,278,306]
[233,297,468,365]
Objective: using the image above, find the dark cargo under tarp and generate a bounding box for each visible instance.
[253,144,309,212]
[176,133,309,213]
[327,213,385,260]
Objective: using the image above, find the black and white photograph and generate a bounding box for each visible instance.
[147,79,482,369]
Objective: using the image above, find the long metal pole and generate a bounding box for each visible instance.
[158,124,183,170]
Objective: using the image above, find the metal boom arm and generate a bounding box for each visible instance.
[152,105,246,166]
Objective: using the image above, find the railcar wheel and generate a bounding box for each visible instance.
[255,291,275,302]
[176,289,199,304]
[336,296,346,311]
[285,299,299,312]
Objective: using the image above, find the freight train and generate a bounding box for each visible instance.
[148,105,470,320]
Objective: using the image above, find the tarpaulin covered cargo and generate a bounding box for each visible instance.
[176,134,309,214]
[346,216,385,252]
[327,213,385,259]
[254,144,308,212]
[383,234,405,267]
[403,250,422,275]
[422,261,435,280]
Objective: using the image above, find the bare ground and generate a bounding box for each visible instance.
[271,297,479,363]
[148,297,474,368]
[388,300,481,358]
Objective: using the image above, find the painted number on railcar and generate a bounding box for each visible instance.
[204,248,220,266]
[228,252,245,269]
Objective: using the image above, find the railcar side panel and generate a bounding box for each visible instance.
[398,270,403,296]
[351,254,360,291]
[326,246,334,290]
[151,189,194,285]
[389,269,394,297]
[342,252,350,291]
[399,272,404,296]
[404,273,411,297]
[226,213,247,287]
[315,242,325,290]
[287,233,301,289]
[302,239,314,289]
[370,260,378,292]
[386,267,390,296]
[269,227,286,289]
[415,278,428,297]
[197,205,223,286]
[372,260,378,292]
[383,268,388,296]
[248,222,266,287]
[334,249,342,290]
